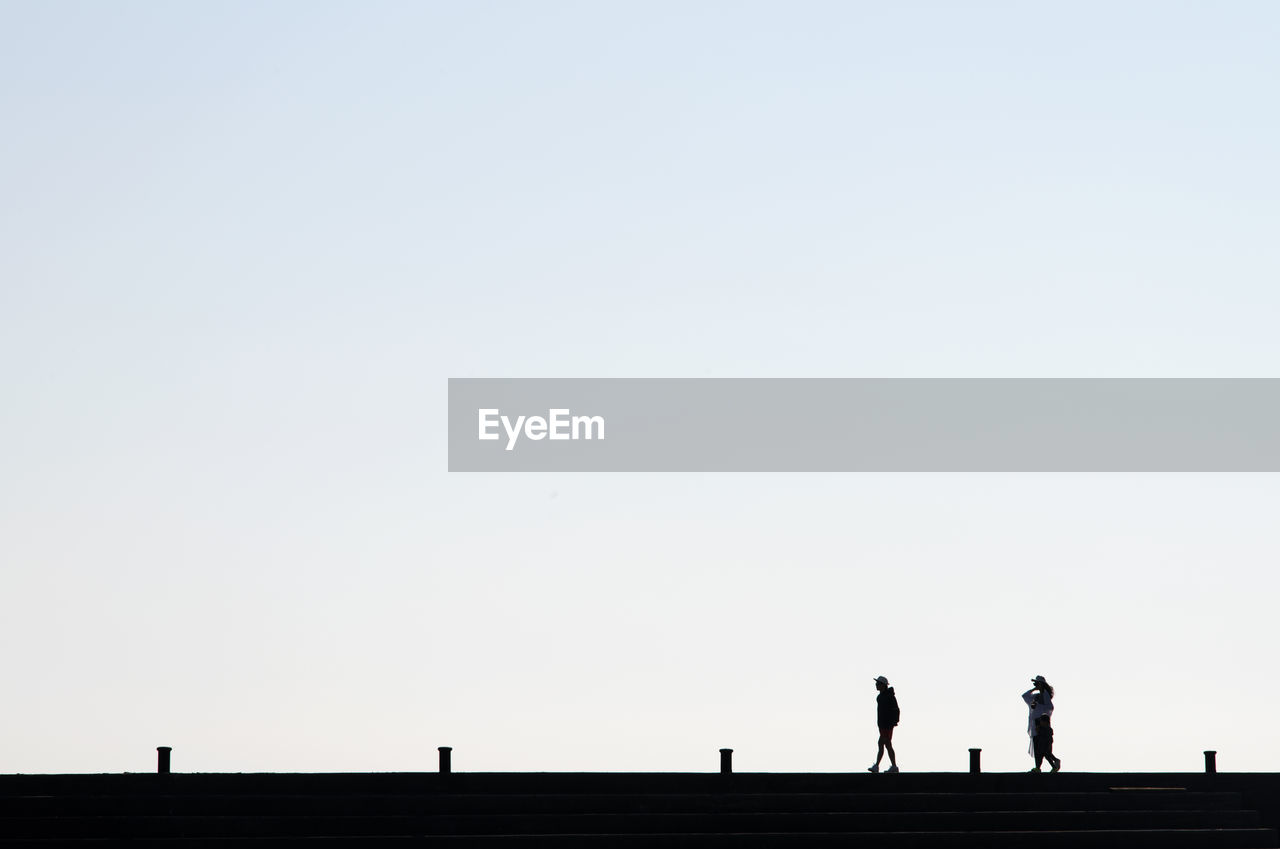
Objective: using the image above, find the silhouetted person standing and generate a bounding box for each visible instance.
[869,676,900,773]
[1023,675,1060,772]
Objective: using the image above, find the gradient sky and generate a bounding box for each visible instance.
[4,1,1280,775]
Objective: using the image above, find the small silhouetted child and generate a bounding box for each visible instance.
[1033,714,1060,772]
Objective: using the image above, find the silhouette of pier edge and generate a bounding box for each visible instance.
[2,744,1279,847]
[3,756,1280,847]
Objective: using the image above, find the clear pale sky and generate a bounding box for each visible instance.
[4,1,1280,775]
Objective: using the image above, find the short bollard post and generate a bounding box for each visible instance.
[968,748,981,774]
[720,748,733,774]
[1204,750,1217,774]
[157,747,172,775]
[438,747,453,774]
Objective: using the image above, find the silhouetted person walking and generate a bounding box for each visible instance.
[1023,675,1060,772]
[869,676,900,773]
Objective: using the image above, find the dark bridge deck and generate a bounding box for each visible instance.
[0,771,1277,847]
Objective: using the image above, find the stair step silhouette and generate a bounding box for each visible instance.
[0,774,1273,847]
